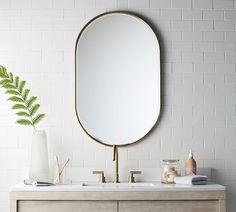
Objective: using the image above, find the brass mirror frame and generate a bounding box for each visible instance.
[75,11,161,147]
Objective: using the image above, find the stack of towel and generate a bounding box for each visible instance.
[174,174,208,185]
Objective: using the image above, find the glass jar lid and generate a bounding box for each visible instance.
[162,159,180,163]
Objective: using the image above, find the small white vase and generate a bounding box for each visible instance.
[29,130,49,182]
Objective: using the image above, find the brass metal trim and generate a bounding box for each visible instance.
[113,145,119,183]
[92,170,106,183]
[128,171,142,183]
[75,11,161,147]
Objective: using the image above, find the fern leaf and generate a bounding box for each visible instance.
[26,96,37,107]
[12,104,28,110]
[32,114,45,125]
[15,76,19,87]
[9,72,13,82]
[0,65,4,72]
[22,89,30,101]
[19,80,26,93]
[16,119,32,125]
[0,66,45,128]
[0,72,6,78]
[0,66,8,77]
[2,67,8,77]
[16,111,30,117]
[1,66,6,71]
[0,79,12,85]
[2,84,16,89]
[5,90,20,95]
[30,104,40,116]
[7,96,24,103]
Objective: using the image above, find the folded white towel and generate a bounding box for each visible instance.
[174,175,207,185]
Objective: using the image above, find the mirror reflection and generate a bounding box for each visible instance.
[75,12,160,146]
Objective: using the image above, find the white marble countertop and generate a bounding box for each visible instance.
[10,182,226,192]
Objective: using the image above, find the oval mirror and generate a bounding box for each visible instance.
[75,12,160,147]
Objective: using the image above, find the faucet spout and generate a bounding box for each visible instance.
[112,145,119,183]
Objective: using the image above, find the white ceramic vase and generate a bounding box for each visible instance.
[29,130,49,182]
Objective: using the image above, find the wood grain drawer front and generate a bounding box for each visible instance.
[18,201,117,212]
[119,201,218,212]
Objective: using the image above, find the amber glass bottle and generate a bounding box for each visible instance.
[185,150,197,175]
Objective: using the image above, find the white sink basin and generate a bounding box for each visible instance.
[82,183,155,188]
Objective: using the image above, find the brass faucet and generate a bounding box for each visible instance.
[128,171,142,183]
[92,170,106,183]
[113,145,119,183]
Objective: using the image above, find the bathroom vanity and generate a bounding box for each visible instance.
[10,183,226,212]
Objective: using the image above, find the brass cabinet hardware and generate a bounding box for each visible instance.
[92,171,106,183]
[128,171,142,183]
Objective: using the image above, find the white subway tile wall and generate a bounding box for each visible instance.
[0,0,235,211]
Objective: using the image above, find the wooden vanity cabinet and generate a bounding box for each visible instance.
[18,201,117,212]
[10,190,226,212]
[119,201,218,212]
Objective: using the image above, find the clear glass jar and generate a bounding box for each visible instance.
[161,160,181,184]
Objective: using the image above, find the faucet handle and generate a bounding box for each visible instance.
[128,171,142,183]
[92,171,106,183]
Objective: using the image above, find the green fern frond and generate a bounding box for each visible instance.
[0,66,8,77]
[7,96,24,103]
[0,72,6,78]
[26,96,37,107]
[15,76,19,87]
[12,104,28,110]
[16,119,33,125]
[19,80,26,93]
[1,65,6,70]
[5,90,20,95]
[0,65,45,129]
[2,84,16,89]
[16,111,30,117]
[0,66,5,75]
[9,72,13,82]
[30,104,40,116]
[0,79,11,85]
[22,89,30,101]
[32,114,45,125]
